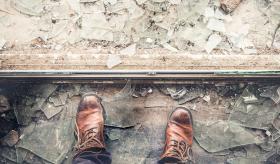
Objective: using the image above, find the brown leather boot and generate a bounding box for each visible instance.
[159,107,194,163]
[75,94,105,153]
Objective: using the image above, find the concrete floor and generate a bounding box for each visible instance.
[0,82,279,164]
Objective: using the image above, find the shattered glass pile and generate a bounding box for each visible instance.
[0,0,280,53]
[1,82,280,163]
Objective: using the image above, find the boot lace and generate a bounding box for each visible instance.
[168,140,195,163]
[74,121,103,151]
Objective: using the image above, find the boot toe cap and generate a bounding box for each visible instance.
[170,108,192,125]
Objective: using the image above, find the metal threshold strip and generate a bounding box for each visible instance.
[0,70,280,79]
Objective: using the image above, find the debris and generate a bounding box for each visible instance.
[203,95,211,103]
[229,86,280,130]
[265,130,272,137]
[0,130,19,147]
[0,38,6,50]
[165,86,205,105]
[178,88,205,105]
[17,120,75,164]
[120,44,137,55]
[214,8,226,20]
[80,13,113,41]
[204,7,215,18]
[194,120,263,152]
[205,33,222,53]
[14,84,58,125]
[167,87,187,100]
[242,39,257,54]
[48,91,68,107]
[107,129,121,141]
[11,0,44,16]
[258,140,274,152]
[162,43,178,52]
[106,54,122,69]
[242,94,258,104]
[0,95,9,113]
[169,0,181,5]
[260,86,280,104]
[135,0,148,5]
[135,87,153,97]
[41,102,64,119]
[271,23,280,48]
[66,0,80,13]
[146,38,153,43]
[207,18,226,33]
[220,0,242,13]
[268,125,280,141]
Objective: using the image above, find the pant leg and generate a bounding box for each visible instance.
[72,148,112,164]
[158,157,180,164]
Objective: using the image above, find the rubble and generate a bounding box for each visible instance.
[205,33,222,53]
[120,44,137,55]
[106,54,122,69]
[17,120,75,164]
[133,87,153,97]
[229,86,280,130]
[165,86,205,104]
[259,86,280,104]
[11,0,44,16]
[207,18,226,33]
[177,87,205,105]
[220,0,242,13]
[162,43,178,52]
[14,84,58,125]
[0,38,6,50]
[0,0,277,54]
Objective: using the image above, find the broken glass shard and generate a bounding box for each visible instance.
[11,0,44,16]
[229,86,280,130]
[41,102,64,119]
[102,81,144,128]
[0,38,6,50]
[120,44,137,55]
[207,18,226,33]
[260,86,280,104]
[80,13,113,41]
[106,54,122,69]
[205,33,222,53]
[16,119,75,164]
[194,120,263,152]
[178,87,205,105]
[167,87,187,100]
[14,84,58,125]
